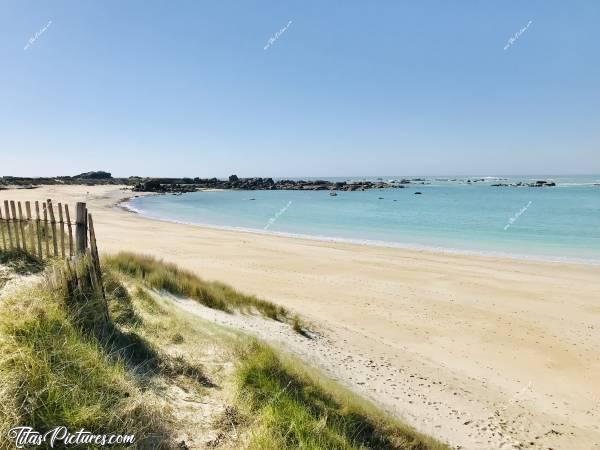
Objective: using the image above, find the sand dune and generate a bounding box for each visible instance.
[2,185,599,450]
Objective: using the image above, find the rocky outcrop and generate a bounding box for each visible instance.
[491,180,556,187]
[132,175,412,193]
[75,171,112,179]
[132,180,197,193]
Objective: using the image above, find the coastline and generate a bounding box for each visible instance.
[2,184,600,449]
[122,195,600,267]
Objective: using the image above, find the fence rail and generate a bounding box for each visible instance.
[0,199,105,301]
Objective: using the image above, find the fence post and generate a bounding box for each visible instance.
[65,205,73,257]
[25,202,35,257]
[43,203,50,257]
[75,202,87,255]
[9,201,20,250]
[3,201,13,251]
[58,203,65,258]
[35,202,43,257]
[86,247,109,321]
[87,213,103,282]
[47,199,58,257]
[0,207,6,251]
[17,202,27,253]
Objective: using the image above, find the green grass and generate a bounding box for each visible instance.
[0,282,166,449]
[0,251,447,450]
[105,252,289,321]
[234,341,447,450]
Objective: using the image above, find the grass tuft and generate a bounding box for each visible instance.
[0,283,167,447]
[103,271,142,327]
[105,252,289,321]
[234,341,447,450]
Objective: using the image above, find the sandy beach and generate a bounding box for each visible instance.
[2,185,599,450]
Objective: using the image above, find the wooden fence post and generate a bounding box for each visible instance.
[47,200,59,257]
[3,201,13,251]
[88,214,102,277]
[25,202,36,257]
[10,201,20,250]
[86,244,109,321]
[75,202,87,255]
[84,207,88,249]
[43,203,50,257]
[35,202,43,257]
[17,202,27,253]
[0,207,6,251]
[58,203,65,258]
[65,205,73,257]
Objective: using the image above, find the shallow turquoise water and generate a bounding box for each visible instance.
[127,176,600,264]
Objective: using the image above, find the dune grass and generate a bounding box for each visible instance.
[0,251,447,449]
[0,255,205,449]
[0,282,166,449]
[234,341,447,450]
[105,252,289,321]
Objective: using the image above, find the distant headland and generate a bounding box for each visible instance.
[0,172,568,193]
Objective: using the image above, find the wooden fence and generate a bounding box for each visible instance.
[0,200,104,300]
[0,199,98,258]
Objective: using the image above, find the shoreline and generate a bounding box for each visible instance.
[2,185,600,449]
[122,196,600,267]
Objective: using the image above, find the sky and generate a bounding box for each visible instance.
[1,0,599,178]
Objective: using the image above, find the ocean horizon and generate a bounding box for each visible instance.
[126,175,600,265]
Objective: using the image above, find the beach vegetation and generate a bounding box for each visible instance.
[0,265,166,448]
[105,252,290,321]
[0,251,446,449]
[234,340,447,450]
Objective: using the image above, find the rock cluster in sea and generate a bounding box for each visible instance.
[491,180,556,187]
[132,175,414,193]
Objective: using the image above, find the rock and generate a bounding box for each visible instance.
[131,176,411,193]
[491,180,556,188]
[75,171,112,179]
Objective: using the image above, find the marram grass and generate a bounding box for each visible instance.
[0,284,166,449]
[0,251,447,449]
[233,341,448,450]
[105,252,289,321]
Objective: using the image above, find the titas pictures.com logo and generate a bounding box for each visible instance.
[7,426,135,448]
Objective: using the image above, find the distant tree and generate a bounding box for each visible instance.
[229,174,239,182]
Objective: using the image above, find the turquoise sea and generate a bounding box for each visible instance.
[126,176,600,264]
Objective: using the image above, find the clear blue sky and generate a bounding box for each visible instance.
[1,0,599,177]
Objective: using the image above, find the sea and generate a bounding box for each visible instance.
[125,175,600,264]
